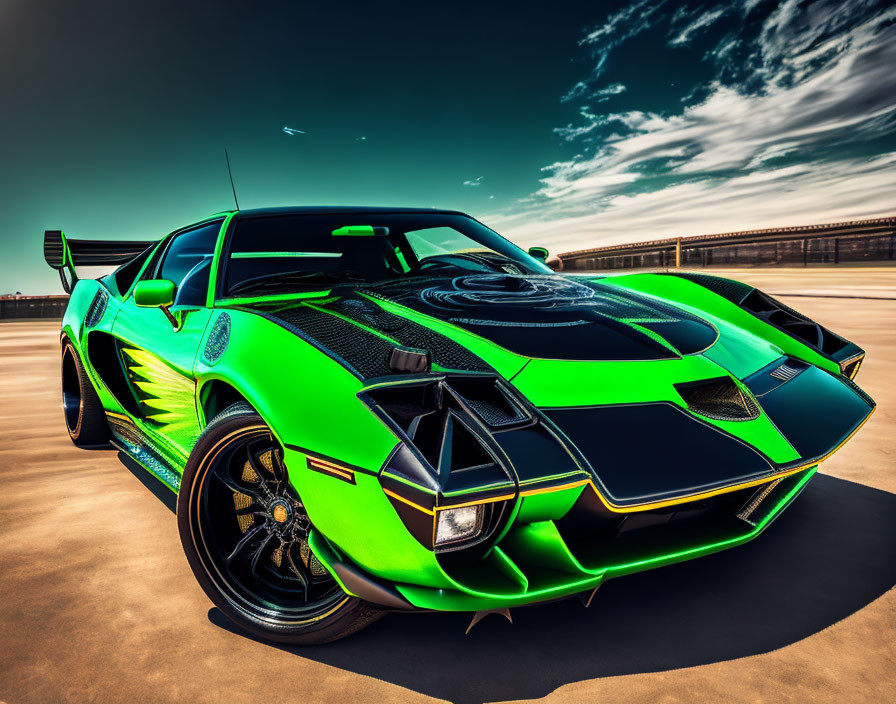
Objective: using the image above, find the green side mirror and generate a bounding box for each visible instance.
[528,246,549,261]
[134,279,176,308]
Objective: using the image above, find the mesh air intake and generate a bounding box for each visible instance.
[84,289,109,328]
[674,377,761,422]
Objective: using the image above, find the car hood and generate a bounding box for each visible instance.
[237,272,873,505]
[360,273,718,362]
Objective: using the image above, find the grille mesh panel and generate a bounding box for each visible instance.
[464,397,525,427]
[675,377,761,422]
[265,296,492,379]
[335,296,493,373]
[269,304,396,378]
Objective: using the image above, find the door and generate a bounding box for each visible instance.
[112,219,223,455]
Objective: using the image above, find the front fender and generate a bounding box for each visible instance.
[194,309,451,588]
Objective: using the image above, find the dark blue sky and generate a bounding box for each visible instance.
[2,0,893,293]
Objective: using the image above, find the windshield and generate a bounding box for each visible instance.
[221,213,551,297]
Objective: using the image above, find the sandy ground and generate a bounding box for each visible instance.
[0,268,893,704]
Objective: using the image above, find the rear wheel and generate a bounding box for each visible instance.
[61,339,109,447]
[177,402,384,644]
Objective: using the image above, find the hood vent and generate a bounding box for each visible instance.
[769,360,804,382]
[674,377,760,422]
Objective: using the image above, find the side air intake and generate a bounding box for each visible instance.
[363,375,523,493]
[741,289,848,356]
[674,376,760,422]
[84,289,109,328]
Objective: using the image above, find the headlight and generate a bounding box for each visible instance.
[435,505,483,546]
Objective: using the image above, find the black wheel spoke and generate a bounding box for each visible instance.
[196,425,343,621]
[250,534,277,580]
[269,448,288,483]
[227,525,265,565]
[246,448,277,500]
[286,542,310,595]
[247,440,277,477]
[213,462,266,503]
[234,505,267,517]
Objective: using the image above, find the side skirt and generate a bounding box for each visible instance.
[107,412,182,492]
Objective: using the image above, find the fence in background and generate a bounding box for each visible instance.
[4,216,895,318]
[0,295,69,319]
[558,217,896,271]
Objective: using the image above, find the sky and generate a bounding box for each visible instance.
[1,0,894,294]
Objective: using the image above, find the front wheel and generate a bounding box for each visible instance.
[177,402,384,644]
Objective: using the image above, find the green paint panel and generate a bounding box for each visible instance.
[515,485,586,522]
[604,274,839,374]
[284,449,452,588]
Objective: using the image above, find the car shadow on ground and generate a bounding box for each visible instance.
[199,473,896,704]
[118,451,177,513]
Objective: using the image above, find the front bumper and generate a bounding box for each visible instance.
[315,466,817,612]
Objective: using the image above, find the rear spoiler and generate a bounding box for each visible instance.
[44,230,157,293]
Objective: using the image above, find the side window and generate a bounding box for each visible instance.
[156,221,222,307]
[113,244,157,295]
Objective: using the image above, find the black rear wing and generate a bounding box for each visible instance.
[44,230,157,292]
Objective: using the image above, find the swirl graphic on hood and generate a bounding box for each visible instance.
[420,274,597,313]
[363,274,718,359]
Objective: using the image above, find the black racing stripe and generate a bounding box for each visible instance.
[244,305,394,379]
[330,295,493,373]
[755,365,873,463]
[660,272,754,304]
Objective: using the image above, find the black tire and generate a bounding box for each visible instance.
[177,402,384,644]
[61,339,109,447]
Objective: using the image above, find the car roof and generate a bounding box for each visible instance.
[234,206,468,217]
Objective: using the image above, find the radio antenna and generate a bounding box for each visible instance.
[224,148,240,210]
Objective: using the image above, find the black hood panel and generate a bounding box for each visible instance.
[545,403,775,505]
[253,297,493,380]
[365,274,716,361]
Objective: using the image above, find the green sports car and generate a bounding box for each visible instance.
[45,206,874,643]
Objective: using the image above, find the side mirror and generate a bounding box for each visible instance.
[134,279,179,327]
[134,279,176,307]
[528,246,549,262]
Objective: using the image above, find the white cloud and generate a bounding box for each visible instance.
[489,1,896,252]
[669,8,727,46]
[492,154,896,251]
[576,0,672,86]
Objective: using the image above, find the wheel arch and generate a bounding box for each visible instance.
[197,378,257,426]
